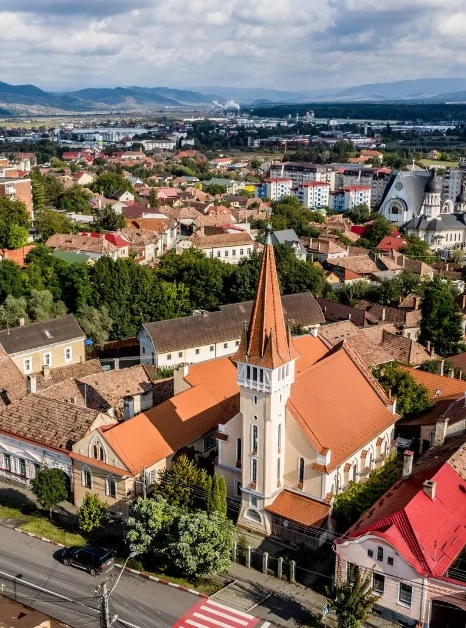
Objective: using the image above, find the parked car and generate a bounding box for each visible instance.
[62,545,115,576]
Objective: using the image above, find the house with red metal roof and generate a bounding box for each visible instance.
[336,436,466,627]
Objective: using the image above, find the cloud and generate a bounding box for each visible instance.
[0,0,465,92]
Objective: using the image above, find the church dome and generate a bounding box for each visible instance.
[425,170,442,193]
[456,185,466,204]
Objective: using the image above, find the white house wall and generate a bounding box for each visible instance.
[0,433,71,484]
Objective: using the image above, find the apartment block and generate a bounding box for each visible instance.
[0,177,33,216]
[258,178,293,201]
[329,185,371,212]
[269,162,336,190]
[292,181,330,209]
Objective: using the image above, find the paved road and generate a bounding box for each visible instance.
[0,526,201,628]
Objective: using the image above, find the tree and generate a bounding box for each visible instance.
[347,204,371,224]
[400,235,436,264]
[77,492,108,535]
[31,468,68,518]
[95,204,127,231]
[34,209,74,241]
[332,456,402,529]
[6,224,29,249]
[0,197,30,249]
[30,171,47,211]
[0,295,28,328]
[147,188,159,208]
[91,172,133,198]
[56,185,92,214]
[77,305,113,347]
[363,215,392,248]
[328,564,377,628]
[154,455,210,511]
[419,276,464,356]
[372,362,432,418]
[0,260,25,302]
[168,511,234,577]
[207,475,227,516]
[125,495,176,556]
[27,289,67,321]
[203,184,227,195]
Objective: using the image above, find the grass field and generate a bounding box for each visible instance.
[419,159,459,168]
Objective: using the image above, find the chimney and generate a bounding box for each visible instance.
[42,365,51,380]
[434,416,449,446]
[402,450,414,479]
[426,340,431,354]
[414,296,420,311]
[381,308,386,322]
[422,479,436,500]
[348,313,352,320]
[438,360,444,377]
[430,343,435,357]
[18,317,25,327]
[26,375,36,395]
[462,293,466,309]
[70,396,78,405]
[449,369,455,378]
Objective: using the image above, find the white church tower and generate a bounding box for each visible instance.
[423,169,442,218]
[233,225,299,534]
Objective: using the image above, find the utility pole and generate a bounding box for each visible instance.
[100,581,111,628]
[142,467,147,499]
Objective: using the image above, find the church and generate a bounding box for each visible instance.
[379,169,466,251]
[213,226,398,544]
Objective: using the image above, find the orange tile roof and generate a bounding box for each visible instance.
[101,358,239,473]
[234,230,299,368]
[287,344,396,471]
[70,451,128,476]
[266,490,330,527]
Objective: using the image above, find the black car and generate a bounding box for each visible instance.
[62,545,115,576]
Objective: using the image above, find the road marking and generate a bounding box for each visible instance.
[174,598,260,628]
[208,599,256,619]
[197,605,249,624]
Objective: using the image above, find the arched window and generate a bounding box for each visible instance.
[277,424,282,453]
[298,457,305,487]
[92,441,105,462]
[236,437,242,468]
[82,467,92,488]
[251,425,258,453]
[106,476,116,498]
[245,508,261,524]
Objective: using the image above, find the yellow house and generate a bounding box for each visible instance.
[0,315,86,376]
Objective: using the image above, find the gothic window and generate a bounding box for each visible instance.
[82,467,92,488]
[298,457,305,487]
[106,476,116,498]
[251,425,258,453]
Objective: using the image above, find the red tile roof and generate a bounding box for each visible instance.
[266,490,330,527]
[343,435,466,580]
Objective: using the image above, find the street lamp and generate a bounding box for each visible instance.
[99,551,138,627]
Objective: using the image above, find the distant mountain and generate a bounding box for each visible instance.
[2,78,466,116]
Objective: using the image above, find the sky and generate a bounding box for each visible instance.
[2,0,466,92]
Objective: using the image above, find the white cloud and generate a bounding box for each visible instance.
[0,0,465,91]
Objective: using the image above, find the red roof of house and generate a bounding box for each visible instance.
[342,435,466,580]
[350,225,367,236]
[80,232,128,248]
[376,236,407,252]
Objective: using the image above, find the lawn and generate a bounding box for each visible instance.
[19,517,86,547]
[419,159,459,168]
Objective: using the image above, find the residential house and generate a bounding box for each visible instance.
[46,233,129,261]
[395,366,466,455]
[0,246,35,266]
[376,236,407,253]
[325,253,403,285]
[0,315,86,376]
[303,238,349,263]
[336,436,466,628]
[354,300,422,340]
[0,177,33,216]
[202,178,244,195]
[316,298,380,328]
[70,359,240,516]
[319,321,433,367]
[111,190,134,203]
[181,231,257,263]
[271,229,307,261]
[0,348,27,407]
[0,394,116,494]
[125,216,177,253]
[118,228,162,262]
[73,171,94,186]
[138,292,325,368]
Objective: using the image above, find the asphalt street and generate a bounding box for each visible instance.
[0,526,198,628]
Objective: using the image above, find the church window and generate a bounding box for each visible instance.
[251,425,258,453]
[236,438,242,467]
[278,424,282,453]
[245,508,261,523]
[246,366,250,379]
[277,458,281,486]
[251,458,257,485]
[252,367,258,381]
[252,395,258,406]
[259,369,264,383]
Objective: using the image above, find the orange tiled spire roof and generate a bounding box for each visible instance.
[234,225,299,369]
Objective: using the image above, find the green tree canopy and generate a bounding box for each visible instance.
[154,455,210,511]
[363,214,392,248]
[94,204,127,231]
[372,362,432,417]
[0,295,28,328]
[167,511,234,577]
[0,197,30,249]
[27,289,67,321]
[347,204,371,224]
[328,564,377,628]
[77,492,108,535]
[203,184,227,195]
[400,235,436,264]
[77,304,113,348]
[0,260,25,302]
[419,276,464,356]
[31,468,68,518]
[56,185,92,214]
[34,209,74,242]
[126,495,176,556]
[91,172,133,198]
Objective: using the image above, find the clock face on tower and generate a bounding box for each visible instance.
[395,181,403,191]
[387,198,406,215]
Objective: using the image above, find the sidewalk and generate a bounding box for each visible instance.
[224,562,399,628]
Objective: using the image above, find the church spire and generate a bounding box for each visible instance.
[234,225,299,369]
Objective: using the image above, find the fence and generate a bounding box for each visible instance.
[231,541,334,591]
